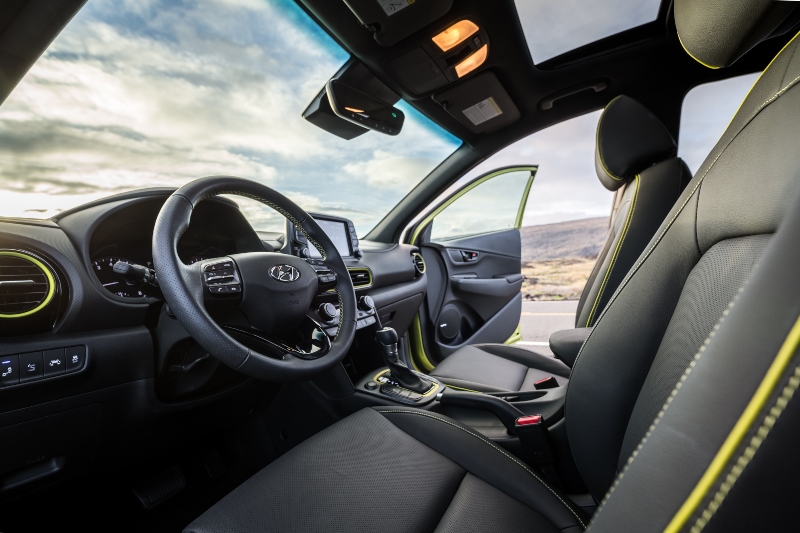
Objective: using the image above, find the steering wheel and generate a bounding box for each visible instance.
[152,176,357,382]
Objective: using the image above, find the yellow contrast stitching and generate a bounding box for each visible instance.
[585,175,639,327]
[664,310,800,533]
[689,365,800,532]
[587,293,740,527]
[375,409,586,529]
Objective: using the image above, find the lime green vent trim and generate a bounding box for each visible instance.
[0,251,56,319]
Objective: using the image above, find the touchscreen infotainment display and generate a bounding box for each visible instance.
[308,218,351,258]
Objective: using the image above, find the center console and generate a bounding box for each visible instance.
[284,214,377,337]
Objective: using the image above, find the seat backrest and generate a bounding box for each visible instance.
[565,0,800,503]
[575,97,692,328]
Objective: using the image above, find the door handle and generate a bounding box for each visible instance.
[451,275,523,297]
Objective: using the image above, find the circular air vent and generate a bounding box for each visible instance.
[0,251,55,318]
[412,253,426,275]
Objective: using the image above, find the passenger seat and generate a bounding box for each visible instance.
[429,96,692,392]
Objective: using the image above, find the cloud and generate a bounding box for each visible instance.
[678,73,758,175]
[516,0,662,63]
[420,110,614,229]
[0,0,460,232]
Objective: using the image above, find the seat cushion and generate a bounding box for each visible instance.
[184,408,587,533]
[430,344,571,393]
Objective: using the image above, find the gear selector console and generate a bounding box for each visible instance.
[355,326,444,405]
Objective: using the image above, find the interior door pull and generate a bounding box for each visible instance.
[460,251,479,262]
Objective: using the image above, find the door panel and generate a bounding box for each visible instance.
[409,166,536,369]
[420,228,523,358]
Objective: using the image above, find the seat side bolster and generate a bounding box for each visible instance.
[375,408,589,530]
[587,158,690,327]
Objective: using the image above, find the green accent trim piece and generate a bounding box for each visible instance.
[0,251,55,319]
[677,33,722,70]
[514,171,536,229]
[504,324,522,345]
[410,165,539,245]
[326,267,373,293]
[664,311,800,533]
[585,174,640,327]
[411,253,426,274]
[409,313,436,372]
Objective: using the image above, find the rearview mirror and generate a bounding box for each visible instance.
[326,79,405,136]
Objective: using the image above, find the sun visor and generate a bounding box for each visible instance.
[343,0,453,47]
[432,72,520,134]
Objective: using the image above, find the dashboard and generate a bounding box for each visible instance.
[0,187,427,507]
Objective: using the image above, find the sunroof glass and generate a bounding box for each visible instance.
[514,0,662,64]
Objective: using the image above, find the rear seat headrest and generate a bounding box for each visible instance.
[676,0,799,69]
[595,95,676,191]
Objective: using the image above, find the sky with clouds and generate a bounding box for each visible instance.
[0,0,459,234]
[0,0,758,236]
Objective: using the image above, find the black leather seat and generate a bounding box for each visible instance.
[428,97,691,393]
[186,2,800,531]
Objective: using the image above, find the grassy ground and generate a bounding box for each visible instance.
[521,257,597,301]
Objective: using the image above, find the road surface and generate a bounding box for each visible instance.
[517,300,578,355]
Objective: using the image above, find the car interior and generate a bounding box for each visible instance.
[2,0,800,531]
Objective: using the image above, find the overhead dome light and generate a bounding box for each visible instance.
[455,44,488,78]
[432,20,479,52]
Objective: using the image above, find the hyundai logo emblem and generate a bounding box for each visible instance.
[269,264,301,283]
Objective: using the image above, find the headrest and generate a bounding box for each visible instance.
[675,0,799,68]
[595,96,676,191]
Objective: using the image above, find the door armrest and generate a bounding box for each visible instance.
[549,327,592,368]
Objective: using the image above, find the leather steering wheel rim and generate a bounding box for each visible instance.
[152,176,357,382]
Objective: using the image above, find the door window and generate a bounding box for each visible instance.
[429,169,535,242]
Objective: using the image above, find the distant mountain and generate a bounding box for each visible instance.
[521,217,609,262]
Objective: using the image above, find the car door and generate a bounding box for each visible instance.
[407,166,536,371]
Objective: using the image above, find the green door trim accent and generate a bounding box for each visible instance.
[408,166,538,372]
[410,165,538,246]
[504,323,522,345]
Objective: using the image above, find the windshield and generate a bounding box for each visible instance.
[0,0,461,236]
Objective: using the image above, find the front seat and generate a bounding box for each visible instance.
[427,96,691,393]
[185,2,800,531]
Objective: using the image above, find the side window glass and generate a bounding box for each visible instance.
[429,169,534,242]
[679,73,760,174]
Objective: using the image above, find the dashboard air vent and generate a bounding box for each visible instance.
[348,268,372,289]
[0,251,55,318]
[412,253,426,275]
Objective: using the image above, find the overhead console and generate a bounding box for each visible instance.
[391,19,490,94]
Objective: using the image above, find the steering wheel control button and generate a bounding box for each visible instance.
[202,258,242,297]
[65,346,86,373]
[0,354,20,387]
[19,351,44,383]
[43,348,66,377]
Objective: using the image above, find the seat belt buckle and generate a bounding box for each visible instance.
[515,415,554,464]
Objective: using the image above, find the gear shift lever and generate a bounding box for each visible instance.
[375,327,429,393]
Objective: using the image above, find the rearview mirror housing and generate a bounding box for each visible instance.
[326,79,405,136]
